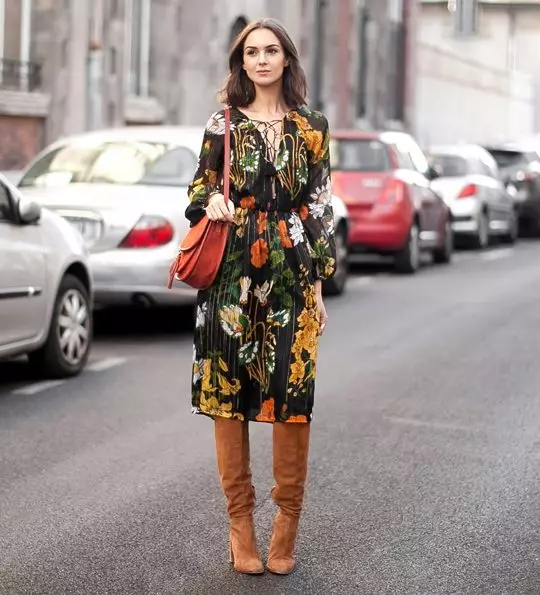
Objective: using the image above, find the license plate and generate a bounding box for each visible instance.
[66,218,102,245]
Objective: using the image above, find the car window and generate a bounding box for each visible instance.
[429,154,469,177]
[329,138,390,171]
[19,141,198,188]
[0,181,11,221]
[407,140,430,176]
[485,149,530,170]
[392,145,415,170]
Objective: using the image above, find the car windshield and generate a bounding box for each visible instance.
[429,154,469,177]
[484,149,531,170]
[330,138,390,172]
[19,140,198,188]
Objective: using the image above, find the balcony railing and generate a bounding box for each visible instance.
[0,58,42,92]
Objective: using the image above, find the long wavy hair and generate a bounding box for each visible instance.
[220,18,308,109]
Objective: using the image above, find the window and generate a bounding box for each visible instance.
[19,140,198,188]
[0,0,33,90]
[429,154,468,177]
[454,0,478,37]
[407,140,430,175]
[0,182,11,220]
[330,138,390,172]
[129,0,150,96]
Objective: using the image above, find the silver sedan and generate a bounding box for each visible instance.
[428,144,518,248]
[17,126,349,308]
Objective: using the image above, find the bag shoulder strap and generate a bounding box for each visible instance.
[223,106,231,204]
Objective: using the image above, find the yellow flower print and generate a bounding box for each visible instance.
[305,130,323,162]
[201,359,216,394]
[217,373,241,397]
[206,169,218,184]
[199,393,233,418]
[289,360,305,384]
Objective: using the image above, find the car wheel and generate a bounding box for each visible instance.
[395,223,420,274]
[29,274,92,378]
[323,224,348,296]
[433,218,453,264]
[501,210,519,244]
[472,211,489,249]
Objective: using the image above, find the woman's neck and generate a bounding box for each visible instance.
[247,85,289,118]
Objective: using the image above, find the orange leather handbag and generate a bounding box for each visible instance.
[167,107,231,291]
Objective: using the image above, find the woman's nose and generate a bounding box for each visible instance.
[258,52,268,64]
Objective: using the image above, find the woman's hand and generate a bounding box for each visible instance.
[314,280,328,336]
[205,193,235,223]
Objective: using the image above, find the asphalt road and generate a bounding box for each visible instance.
[1,243,540,595]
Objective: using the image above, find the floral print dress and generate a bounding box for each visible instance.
[185,106,336,424]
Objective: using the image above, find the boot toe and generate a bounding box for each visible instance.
[266,557,296,575]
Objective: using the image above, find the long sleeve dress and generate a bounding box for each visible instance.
[185,106,336,424]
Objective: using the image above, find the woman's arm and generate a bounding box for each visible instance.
[301,113,337,282]
[184,111,226,227]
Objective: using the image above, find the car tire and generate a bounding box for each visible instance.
[472,211,489,249]
[323,224,348,296]
[29,274,92,378]
[501,210,519,244]
[432,218,453,264]
[395,223,420,274]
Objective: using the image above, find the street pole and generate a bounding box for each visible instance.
[87,0,104,130]
[311,0,325,111]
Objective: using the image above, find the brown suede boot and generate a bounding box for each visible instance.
[266,422,310,575]
[214,417,264,575]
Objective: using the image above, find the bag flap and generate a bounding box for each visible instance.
[180,217,211,251]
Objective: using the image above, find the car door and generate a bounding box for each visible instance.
[479,155,513,225]
[406,138,443,245]
[0,182,47,347]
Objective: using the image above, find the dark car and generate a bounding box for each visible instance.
[483,143,540,235]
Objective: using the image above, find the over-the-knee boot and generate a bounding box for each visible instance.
[214,417,264,574]
[266,421,310,575]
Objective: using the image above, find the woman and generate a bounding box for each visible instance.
[185,18,336,575]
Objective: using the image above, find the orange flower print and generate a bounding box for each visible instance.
[257,211,267,234]
[287,415,308,423]
[256,397,275,422]
[240,195,256,209]
[278,220,292,248]
[250,238,269,268]
[299,205,309,221]
[305,130,324,162]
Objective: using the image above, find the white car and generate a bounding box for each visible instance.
[428,144,518,248]
[0,175,93,377]
[16,126,350,308]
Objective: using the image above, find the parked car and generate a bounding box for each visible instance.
[427,144,518,248]
[0,174,93,377]
[483,142,540,235]
[330,130,453,273]
[16,126,350,307]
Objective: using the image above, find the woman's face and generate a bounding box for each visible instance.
[242,28,288,88]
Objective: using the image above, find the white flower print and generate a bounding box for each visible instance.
[219,305,246,338]
[310,176,332,205]
[193,357,204,385]
[308,202,326,219]
[254,280,274,305]
[239,276,251,305]
[288,213,305,246]
[205,111,236,136]
[196,302,207,328]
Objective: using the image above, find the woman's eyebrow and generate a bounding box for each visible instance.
[245,44,280,50]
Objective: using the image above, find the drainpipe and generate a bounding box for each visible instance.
[88,0,104,129]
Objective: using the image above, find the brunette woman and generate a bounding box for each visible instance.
[185,18,336,575]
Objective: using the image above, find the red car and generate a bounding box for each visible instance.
[330,130,453,273]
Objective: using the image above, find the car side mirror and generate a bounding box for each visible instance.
[17,199,42,224]
[427,165,441,181]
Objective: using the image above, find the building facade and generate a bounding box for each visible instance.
[0,0,417,170]
[416,0,539,146]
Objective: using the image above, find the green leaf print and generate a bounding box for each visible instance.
[282,293,293,309]
[238,341,259,365]
[265,343,276,375]
[270,250,285,267]
[270,309,291,327]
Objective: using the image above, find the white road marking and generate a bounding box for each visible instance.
[385,415,480,433]
[349,276,374,289]
[481,249,514,261]
[86,357,128,372]
[13,380,65,395]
